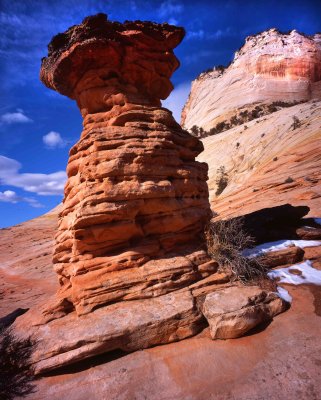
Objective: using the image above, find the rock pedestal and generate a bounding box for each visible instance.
[12,15,286,374]
[40,14,212,317]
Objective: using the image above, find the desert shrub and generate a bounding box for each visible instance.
[215,166,228,196]
[215,121,230,133]
[284,177,294,184]
[0,328,35,400]
[190,125,200,137]
[291,116,301,130]
[205,218,266,282]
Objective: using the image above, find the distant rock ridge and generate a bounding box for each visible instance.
[182,28,321,131]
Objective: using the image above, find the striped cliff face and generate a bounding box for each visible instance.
[181,29,321,131]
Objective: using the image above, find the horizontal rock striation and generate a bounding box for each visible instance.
[182,29,321,131]
[40,14,211,317]
[12,16,288,374]
[197,100,321,218]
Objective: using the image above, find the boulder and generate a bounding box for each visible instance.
[201,286,287,339]
[259,246,304,268]
[296,226,321,240]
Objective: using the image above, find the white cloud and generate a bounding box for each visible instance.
[186,27,234,41]
[159,1,184,18]
[0,155,66,196]
[43,131,66,149]
[162,82,191,123]
[0,190,19,203]
[168,18,178,25]
[0,111,32,124]
[0,190,43,208]
[186,29,205,40]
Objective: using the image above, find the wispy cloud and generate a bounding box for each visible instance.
[0,189,43,208]
[0,155,66,196]
[186,29,205,40]
[186,27,234,41]
[159,1,184,18]
[162,81,191,123]
[43,131,66,149]
[0,111,32,124]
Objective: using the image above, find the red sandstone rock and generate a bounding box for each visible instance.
[12,16,287,374]
[39,14,212,317]
[260,246,305,268]
[202,286,287,339]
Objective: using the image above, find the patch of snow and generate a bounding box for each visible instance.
[276,286,292,303]
[243,239,321,258]
[314,218,321,226]
[268,260,321,285]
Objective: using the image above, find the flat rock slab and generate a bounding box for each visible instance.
[14,289,203,374]
[202,286,287,339]
[31,285,321,400]
[260,245,304,268]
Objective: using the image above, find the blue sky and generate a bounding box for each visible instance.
[1,0,321,227]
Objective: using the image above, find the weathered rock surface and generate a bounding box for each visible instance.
[0,207,59,318]
[182,29,321,131]
[39,14,212,318]
[297,225,321,240]
[29,284,321,400]
[11,16,286,375]
[197,100,321,219]
[182,29,321,220]
[260,246,305,268]
[202,286,287,339]
[1,215,319,398]
[14,289,203,375]
[12,14,219,374]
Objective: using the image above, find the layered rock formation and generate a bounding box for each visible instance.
[0,206,59,318]
[13,14,215,373]
[12,16,287,375]
[40,13,212,318]
[197,100,321,218]
[182,29,321,131]
[2,210,320,398]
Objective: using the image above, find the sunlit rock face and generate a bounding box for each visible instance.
[40,13,212,317]
[182,29,321,131]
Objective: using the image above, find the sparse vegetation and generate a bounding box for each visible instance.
[205,218,266,283]
[215,166,228,196]
[0,328,35,400]
[291,116,301,130]
[284,177,294,184]
[188,100,305,138]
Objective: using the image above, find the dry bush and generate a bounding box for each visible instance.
[205,218,267,283]
[215,166,228,196]
[0,328,35,400]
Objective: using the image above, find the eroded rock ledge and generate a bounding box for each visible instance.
[13,14,286,374]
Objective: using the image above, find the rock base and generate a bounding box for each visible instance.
[13,282,287,374]
[202,286,287,339]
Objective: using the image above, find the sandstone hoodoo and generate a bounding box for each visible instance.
[40,13,212,317]
[12,15,286,374]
